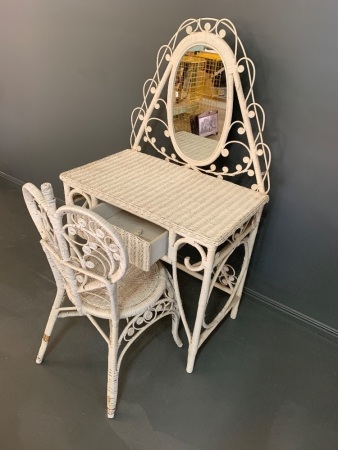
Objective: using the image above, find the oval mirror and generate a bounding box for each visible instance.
[171,46,228,163]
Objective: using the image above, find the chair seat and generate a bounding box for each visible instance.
[80,262,168,319]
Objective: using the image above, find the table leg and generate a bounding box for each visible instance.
[63,184,71,205]
[230,216,261,319]
[186,246,216,373]
[167,233,217,372]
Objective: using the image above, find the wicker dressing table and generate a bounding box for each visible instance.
[60,18,271,372]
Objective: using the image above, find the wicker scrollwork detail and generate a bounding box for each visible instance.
[130,17,271,193]
[227,213,259,247]
[203,240,250,330]
[217,264,238,292]
[117,294,180,370]
[62,212,127,288]
[67,189,97,208]
[171,236,208,272]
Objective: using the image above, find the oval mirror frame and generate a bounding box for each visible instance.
[167,31,236,166]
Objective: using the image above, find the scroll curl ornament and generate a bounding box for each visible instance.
[227,213,260,247]
[172,237,208,272]
[129,17,271,194]
[62,212,127,289]
[217,264,238,292]
[67,189,97,209]
[117,294,180,370]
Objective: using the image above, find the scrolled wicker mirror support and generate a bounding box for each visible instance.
[130,18,271,194]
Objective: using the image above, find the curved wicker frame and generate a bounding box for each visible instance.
[22,182,182,418]
[58,17,271,374]
[129,17,271,372]
[130,17,271,194]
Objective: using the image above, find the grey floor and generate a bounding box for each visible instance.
[1,175,338,450]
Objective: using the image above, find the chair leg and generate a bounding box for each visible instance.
[165,274,183,348]
[171,312,183,348]
[36,287,65,364]
[106,320,119,419]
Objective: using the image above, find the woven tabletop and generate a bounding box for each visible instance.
[60,149,268,247]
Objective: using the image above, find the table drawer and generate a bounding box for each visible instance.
[91,203,168,271]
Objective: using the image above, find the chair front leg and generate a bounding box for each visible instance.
[107,320,119,419]
[171,311,183,348]
[165,276,183,348]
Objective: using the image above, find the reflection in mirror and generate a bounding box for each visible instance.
[172,46,227,162]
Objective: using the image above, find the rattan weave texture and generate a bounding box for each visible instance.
[61,149,268,247]
[23,182,182,418]
[80,263,167,319]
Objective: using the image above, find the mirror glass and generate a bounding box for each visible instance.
[172,46,227,162]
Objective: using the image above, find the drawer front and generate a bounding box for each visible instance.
[91,203,168,271]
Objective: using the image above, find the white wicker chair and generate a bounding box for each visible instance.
[22,182,182,418]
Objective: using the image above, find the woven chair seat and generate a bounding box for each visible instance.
[79,262,167,319]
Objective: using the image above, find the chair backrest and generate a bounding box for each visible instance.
[130,18,271,194]
[23,183,128,319]
[22,182,58,250]
[54,204,128,282]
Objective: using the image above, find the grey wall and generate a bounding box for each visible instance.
[1,1,338,329]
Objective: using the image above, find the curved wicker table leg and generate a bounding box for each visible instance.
[230,218,261,320]
[186,247,216,373]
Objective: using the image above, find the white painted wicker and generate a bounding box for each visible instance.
[90,202,169,272]
[130,17,271,194]
[60,149,268,247]
[22,182,182,418]
[59,17,272,373]
[128,17,272,372]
